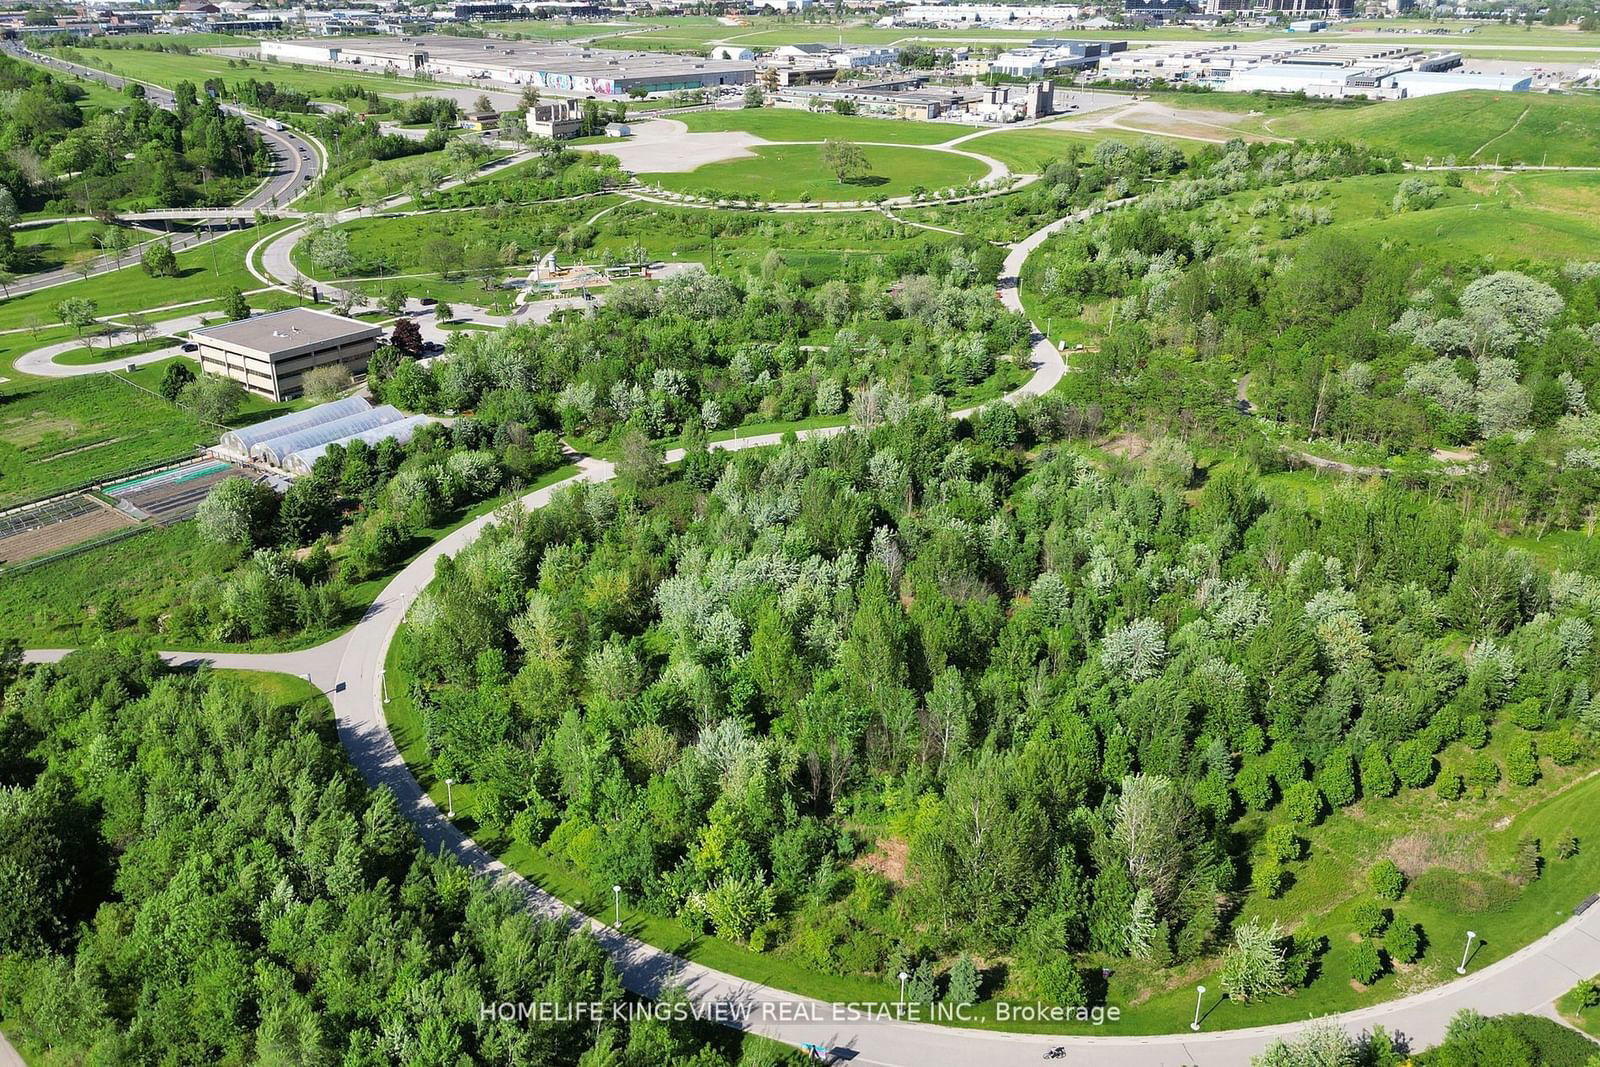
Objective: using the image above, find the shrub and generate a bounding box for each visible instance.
[1555,836,1580,860]
[1316,748,1357,808]
[1544,732,1580,766]
[1036,958,1088,1006]
[1515,835,1543,881]
[1465,753,1500,797]
[1281,781,1326,828]
[1360,749,1398,799]
[1236,762,1275,811]
[1504,735,1539,787]
[1252,861,1287,899]
[1391,739,1436,789]
[1435,770,1465,801]
[1366,859,1404,902]
[1348,940,1385,985]
[1384,920,1423,964]
[1507,697,1545,730]
[1261,824,1305,865]
[947,955,981,1006]
[1220,917,1287,1003]
[1352,899,1391,938]
[1460,713,1490,749]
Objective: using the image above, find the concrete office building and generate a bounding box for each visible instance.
[261,35,755,95]
[192,308,382,402]
[527,97,585,138]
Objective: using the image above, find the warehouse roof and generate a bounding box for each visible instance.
[193,308,381,357]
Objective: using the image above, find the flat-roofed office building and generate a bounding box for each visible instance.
[192,308,383,402]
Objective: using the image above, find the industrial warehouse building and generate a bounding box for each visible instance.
[216,396,435,475]
[1094,39,1505,99]
[191,308,382,402]
[261,35,755,96]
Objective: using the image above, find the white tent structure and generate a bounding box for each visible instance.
[286,415,436,475]
[218,395,372,458]
[249,405,408,467]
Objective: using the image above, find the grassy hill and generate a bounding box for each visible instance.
[1262,91,1600,167]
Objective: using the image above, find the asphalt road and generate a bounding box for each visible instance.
[19,210,1600,1066]
[0,44,322,297]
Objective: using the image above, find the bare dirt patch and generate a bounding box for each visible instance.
[574,117,764,173]
[852,834,910,886]
[1387,831,1486,878]
[1102,432,1151,460]
[0,494,136,565]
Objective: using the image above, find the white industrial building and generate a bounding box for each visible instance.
[261,35,755,95]
[898,4,1086,23]
[1096,38,1506,98]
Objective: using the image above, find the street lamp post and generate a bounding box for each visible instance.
[897,970,910,1015]
[444,777,455,818]
[1191,985,1206,1031]
[1457,930,1477,975]
[380,668,389,704]
[612,884,622,926]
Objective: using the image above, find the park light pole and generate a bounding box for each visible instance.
[444,777,455,819]
[1457,931,1477,975]
[380,668,388,704]
[1191,985,1205,1031]
[612,884,622,926]
[897,970,910,1016]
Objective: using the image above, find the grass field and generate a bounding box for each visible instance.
[1339,172,1600,259]
[1207,170,1600,261]
[675,107,960,145]
[295,148,458,213]
[1257,90,1600,167]
[0,375,208,508]
[9,221,109,275]
[1557,977,1600,1039]
[51,43,434,104]
[642,143,986,202]
[0,219,294,334]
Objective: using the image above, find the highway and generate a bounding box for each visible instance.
[0,43,323,297]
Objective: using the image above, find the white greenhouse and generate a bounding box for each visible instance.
[217,395,372,458]
[285,415,436,475]
[248,405,408,468]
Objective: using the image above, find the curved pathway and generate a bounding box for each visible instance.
[23,206,1600,1065]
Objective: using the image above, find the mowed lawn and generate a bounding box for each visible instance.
[675,107,959,145]
[1264,91,1600,167]
[0,219,295,333]
[642,143,985,202]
